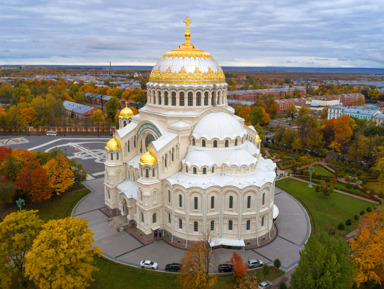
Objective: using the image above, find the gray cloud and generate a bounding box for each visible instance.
[0,0,383,67]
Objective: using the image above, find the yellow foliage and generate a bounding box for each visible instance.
[43,154,74,195]
[25,217,102,289]
[350,206,384,287]
[0,210,43,289]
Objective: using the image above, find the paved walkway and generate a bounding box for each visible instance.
[72,178,311,274]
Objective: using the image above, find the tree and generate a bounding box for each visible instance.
[178,233,217,289]
[349,206,384,287]
[43,154,74,196]
[286,105,296,121]
[290,233,354,289]
[250,106,270,126]
[68,158,87,185]
[25,217,101,289]
[105,97,120,120]
[20,107,37,125]
[91,110,105,137]
[230,252,248,281]
[14,159,52,204]
[234,273,258,289]
[0,178,17,203]
[1,153,24,182]
[0,210,43,288]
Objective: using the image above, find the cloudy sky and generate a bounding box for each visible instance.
[0,0,383,68]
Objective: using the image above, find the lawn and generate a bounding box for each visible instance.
[313,165,334,177]
[276,178,373,237]
[366,181,383,195]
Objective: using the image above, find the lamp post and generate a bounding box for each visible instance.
[308,165,314,188]
[16,198,25,212]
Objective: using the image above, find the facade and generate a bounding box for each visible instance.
[63,100,98,120]
[328,104,380,121]
[104,18,276,248]
[227,87,306,102]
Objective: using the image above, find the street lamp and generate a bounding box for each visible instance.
[16,198,25,212]
[308,165,314,188]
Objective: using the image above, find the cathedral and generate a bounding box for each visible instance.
[104,18,277,248]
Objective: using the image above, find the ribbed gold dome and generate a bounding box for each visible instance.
[120,102,134,118]
[149,17,225,85]
[256,134,261,142]
[106,136,121,150]
[139,151,158,165]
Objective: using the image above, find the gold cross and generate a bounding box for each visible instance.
[184,17,192,28]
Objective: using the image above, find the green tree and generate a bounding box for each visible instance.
[290,233,354,289]
[105,97,120,121]
[25,217,102,289]
[250,106,270,125]
[68,158,87,185]
[0,180,17,203]
[0,210,43,288]
[286,105,296,121]
[1,153,24,182]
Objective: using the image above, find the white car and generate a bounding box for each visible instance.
[140,260,158,269]
[247,259,264,268]
[258,281,272,289]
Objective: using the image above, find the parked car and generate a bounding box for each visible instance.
[140,260,158,269]
[218,263,233,273]
[247,259,263,268]
[165,263,181,272]
[257,281,272,289]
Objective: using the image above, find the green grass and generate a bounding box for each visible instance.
[313,165,334,177]
[366,181,383,195]
[276,178,373,237]
[311,177,370,198]
[27,188,91,221]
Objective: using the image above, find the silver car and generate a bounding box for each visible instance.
[139,260,158,269]
[247,259,264,268]
[258,281,272,289]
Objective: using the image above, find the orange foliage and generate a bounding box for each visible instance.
[20,107,37,124]
[238,106,251,124]
[11,149,37,164]
[43,154,74,196]
[0,147,12,164]
[350,206,384,287]
[230,252,248,281]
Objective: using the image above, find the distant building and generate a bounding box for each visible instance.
[63,101,98,120]
[275,98,306,113]
[85,92,111,106]
[227,87,306,102]
[328,104,380,121]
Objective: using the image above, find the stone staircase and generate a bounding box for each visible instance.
[108,215,129,232]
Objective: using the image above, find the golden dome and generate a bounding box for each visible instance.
[256,134,261,142]
[120,102,134,118]
[139,151,158,165]
[149,17,225,85]
[106,135,121,150]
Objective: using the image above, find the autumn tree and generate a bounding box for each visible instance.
[234,273,258,289]
[286,104,296,121]
[290,233,354,289]
[249,106,270,126]
[230,252,248,281]
[68,158,87,185]
[238,106,251,124]
[14,159,52,204]
[178,233,217,289]
[25,217,102,289]
[327,115,356,155]
[350,206,384,287]
[43,154,74,196]
[0,210,43,288]
[1,153,24,182]
[105,97,120,120]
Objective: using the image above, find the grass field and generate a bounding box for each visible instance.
[313,165,334,177]
[276,178,373,237]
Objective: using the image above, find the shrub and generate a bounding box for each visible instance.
[360,210,365,215]
[262,264,270,276]
[346,219,352,226]
[338,223,345,230]
[367,207,372,212]
[273,258,281,269]
[327,225,335,235]
[279,282,288,289]
[354,215,359,221]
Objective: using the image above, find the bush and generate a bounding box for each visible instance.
[360,210,365,215]
[346,219,352,226]
[367,207,372,212]
[354,215,359,221]
[273,258,281,269]
[279,282,288,289]
[0,181,17,203]
[338,223,345,230]
[262,264,270,276]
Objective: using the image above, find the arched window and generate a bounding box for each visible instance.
[165,154,167,167]
[204,92,209,105]
[228,220,233,230]
[179,194,182,207]
[140,191,143,201]
[153,91,156,104]
[141,212,144,223]
[229,196,233,209]
[186,166,188,173]
[127,140,130,152]
[168,213,171,223]
[123,120,127,127]
[213,140,218,148]
[193,167,197,174]
[203,168,207,174]
[152,168,155,177]
[194,221,198,232]
[210,220,214,230]
[172,92,176,106]
[246,220,251,230]
[172,148,174,161]
[158,91,161,105]
[116,152,119,160]
[180,92,185,106]
[152,213,157,223]
[211,196,215,209]
[165,91,169,105]
[145,134,154,149]
[235,139,238,146]
[212,166,215,173]
[212,91,215,106]
[179,218,182,229]
[262,193,266,205]
[192,138,195,145]
[217,92,220,105]
[197,92,201,106]
[261,216,265,226]
[188,92,193,106]
[247,196,251,209]
[107,190,110,199]
[225,140,229,147]
[168,190,171,203]
[194,197,198,210]
[110,153,113,160]
[202,140,206,147]
[145,169,149,178]
[134,136,136,147]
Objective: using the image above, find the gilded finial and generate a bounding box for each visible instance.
[125,101,128,108]
[183,17,193,47]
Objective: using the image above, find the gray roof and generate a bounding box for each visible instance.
[63,101,95,114]
[84,92,111,101]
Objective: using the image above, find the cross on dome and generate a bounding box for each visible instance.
[183,17,192,47]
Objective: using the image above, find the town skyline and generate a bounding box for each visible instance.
[1,0,383,68]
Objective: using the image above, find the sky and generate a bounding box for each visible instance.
[0,0,383,68]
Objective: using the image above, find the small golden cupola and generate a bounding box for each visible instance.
[139,150,158,165]
[106,133,121,150]
[119,102,134,129]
